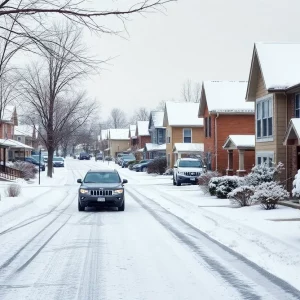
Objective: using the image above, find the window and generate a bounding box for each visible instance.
[256,97,273,139]
[205,116,211,138]
[17,136,21,142]
[296,94,300,118]
[166,129,171,144]
[256,152,274,167]
[183,128,192,143]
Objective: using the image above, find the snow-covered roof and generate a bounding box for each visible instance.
[0,139,33,149]
[223,135,255,149]
[109,129,130,140]
[2,105,15,122]
[129,125,137,138]
[173,143,204,153]
[283,118,300,145]
[255,42,300,90]
[144,143,166,152]
[200,81,254,116]
[100,129,109,140]
[165,102,203,126]
[150,111,164,128]
[137,121,150,136]
[14,125,36,138]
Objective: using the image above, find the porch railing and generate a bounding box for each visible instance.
[0,165,24,180]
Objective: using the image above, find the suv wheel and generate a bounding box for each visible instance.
[176,177,181,186]
[118,200,125,211]
[78,201,85,211]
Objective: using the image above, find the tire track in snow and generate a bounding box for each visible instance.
[127,187,300,300]
[0,191,76,272]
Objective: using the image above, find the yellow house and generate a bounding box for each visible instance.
[108,129,130,158]
[163,102,204,167]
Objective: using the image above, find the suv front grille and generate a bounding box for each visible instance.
[90,190,113,196]
[184,172,200,176]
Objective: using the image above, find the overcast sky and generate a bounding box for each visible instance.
[85,0,300,119]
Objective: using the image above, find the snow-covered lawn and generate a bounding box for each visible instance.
[118,166,300,290]
[0,164,69,216]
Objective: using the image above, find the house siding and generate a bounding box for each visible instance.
[255,69,268,99]
[203,105,255,174]
[166,125,173,166]
[109,140,130,157]
[167,126,204,167]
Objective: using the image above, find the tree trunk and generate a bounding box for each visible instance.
[63,147,67,158]
[47,147,54,178]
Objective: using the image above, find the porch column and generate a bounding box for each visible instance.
[226,150,233,176]
[237,149,246,177]
[4,148,6,168]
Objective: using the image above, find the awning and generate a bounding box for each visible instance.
[0,139,33,149]
[173,143,204,153]
[223,135,255,150]
[144,143,166,152]
[283,118,300,145]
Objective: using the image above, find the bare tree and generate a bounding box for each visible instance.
[110,108,127,129]
[181,79,201,102]
[0,1,175,50]
[19,24,98,177]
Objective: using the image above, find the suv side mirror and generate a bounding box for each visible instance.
[122,179,128,184]
[77,179,82,183]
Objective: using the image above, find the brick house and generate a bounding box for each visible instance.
[163,101,204,167]
[198,81,255,175]
[136,121,151,149]
[246,42,300,189]
[129,125,138,150]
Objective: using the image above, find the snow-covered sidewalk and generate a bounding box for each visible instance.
[118,167,300,290]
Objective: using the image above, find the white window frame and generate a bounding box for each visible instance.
[256,95,274,142]
[183,128,192,143]
[256,151,274,167]
[296,94,300,118]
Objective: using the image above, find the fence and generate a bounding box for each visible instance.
[0,165,24,180]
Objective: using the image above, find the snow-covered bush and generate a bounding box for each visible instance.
[227,186,255,207]
[250,181,289,210]
[5,184,21,197]
[215,176,244,199]
[199,171,220,194]
[163,168,174,175]
[292,170,300,197]
[12,161,37,180]
[244,162,284,187]
[208,177,222,196]
[147,157,167,175]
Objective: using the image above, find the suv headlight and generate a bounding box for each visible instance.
[113,189,124,195]
[80,189,89,194]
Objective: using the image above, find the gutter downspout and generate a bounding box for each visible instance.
[215,113,220,171]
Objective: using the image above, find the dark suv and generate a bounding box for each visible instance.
[79,152,90,160]
[77,169,128,211]
[25,157,45,171]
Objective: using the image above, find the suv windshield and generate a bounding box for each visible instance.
[123,155,135,160]
[178,160,202,168]
[53,157,64,161]
[84,172,121,183]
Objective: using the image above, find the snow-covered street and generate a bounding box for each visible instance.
[0,158,299,300]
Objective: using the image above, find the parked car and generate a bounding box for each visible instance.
[77,169,128,211]
[25,156,45,171]
[79,152,90,160]
[173,158,204,186]
[53,157,65,167]
[116,152,130,165]
[132,159,153,172]
[95,153,103,161]
[105,156,113,161]
[121,154,136,168]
